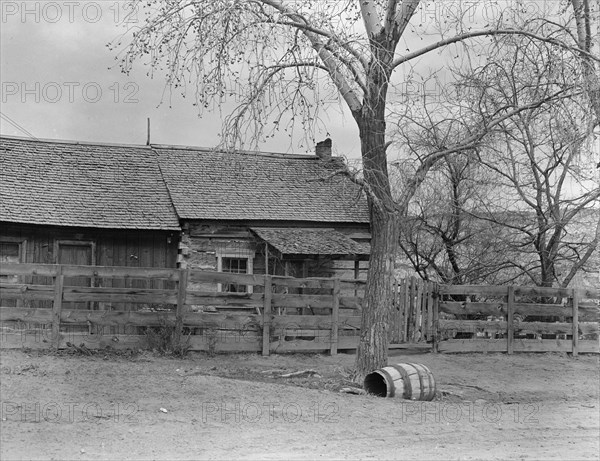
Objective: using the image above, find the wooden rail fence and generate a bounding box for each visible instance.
[1,264,598,354]
[391,278,437,344]
[0,263,364,354]
[434,283,599,355]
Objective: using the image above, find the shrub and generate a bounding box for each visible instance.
[144,320,191,357]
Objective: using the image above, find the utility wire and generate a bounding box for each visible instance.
[0,112,38,140]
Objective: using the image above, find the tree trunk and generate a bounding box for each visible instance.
[352,30,402,382]
[353,94,399,381]
[355,207,399,380]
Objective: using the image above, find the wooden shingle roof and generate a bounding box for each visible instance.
[0,136,180,230]
[251,227,370,259]
[155,146,369,223]
[0,136,369,229]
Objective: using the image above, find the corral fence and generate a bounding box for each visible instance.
[395,277,599,356]
[1,264,598,355]
[0,263,364,354]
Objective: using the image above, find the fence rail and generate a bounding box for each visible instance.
[1,264,598,355]
[0,263,365,355]
[433,282,599,355]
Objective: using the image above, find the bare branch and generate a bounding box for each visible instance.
[360,0,383,37]
[393,0,420,39]
[391,29,600,70]
[310,165,385,215]
[561,211,600,288]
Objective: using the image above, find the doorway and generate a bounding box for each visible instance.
[56,240,95,310]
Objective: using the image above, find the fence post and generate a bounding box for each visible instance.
[402,279,410,343]
[391,278,398,343]
[426,281,434,343]
[408,277,416,342]
[175,268,189,345]
[52,265,64,349]
[330,278,340,356]
[397,279,404,342]
[507,286,515,355]
[432,282,439,353]
[262,275,272,356]
[572,289,579,357]
[416,279,424,342]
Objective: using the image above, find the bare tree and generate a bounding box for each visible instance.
[396,154,524,285]
[115,0,599,379]
[397,28,600,289]
[472,35,599,288]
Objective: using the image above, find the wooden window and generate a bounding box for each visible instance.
[0,238,26,308]
[222,257,248,274]
[216,251,254,293]
[221,257,248,292]
[0,241,21,265]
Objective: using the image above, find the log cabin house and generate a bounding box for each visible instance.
[0,136,370,308]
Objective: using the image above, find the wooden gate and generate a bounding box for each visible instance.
[391,277,437,344]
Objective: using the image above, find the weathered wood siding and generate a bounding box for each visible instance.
[1,223,177,267]
[0,222,178,312]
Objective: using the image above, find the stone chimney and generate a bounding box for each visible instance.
[315,138,332,160]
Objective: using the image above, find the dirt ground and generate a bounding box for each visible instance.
[0,347,598,461]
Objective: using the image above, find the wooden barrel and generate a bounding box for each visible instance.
[363,363,436,400]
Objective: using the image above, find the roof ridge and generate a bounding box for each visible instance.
[0,134,153,150]
[0,135,323,159]
[151,144,319,160]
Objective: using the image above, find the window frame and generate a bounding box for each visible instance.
[0,237,27,307]
[216,250,255,294]
[0,237,27,264]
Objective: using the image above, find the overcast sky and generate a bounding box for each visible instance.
[0,1,371,158]
[0,1,471,161]
[2,1,596,168]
